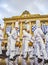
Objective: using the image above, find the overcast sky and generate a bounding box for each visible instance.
[0,0,48,27]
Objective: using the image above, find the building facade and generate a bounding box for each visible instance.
[3,10,48,45]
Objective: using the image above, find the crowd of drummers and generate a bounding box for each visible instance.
[0,20,48,65]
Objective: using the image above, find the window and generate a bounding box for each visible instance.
[6,26,12,34]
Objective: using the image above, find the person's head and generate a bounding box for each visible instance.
[36,20,41,28]
[23,27,30,33]
[15,27,19,30]
[15,22,19,30]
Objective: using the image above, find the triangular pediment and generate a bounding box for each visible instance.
[21,10,31,17]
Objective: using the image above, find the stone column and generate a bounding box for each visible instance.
[29,21,32,34]
[12,22,14,29]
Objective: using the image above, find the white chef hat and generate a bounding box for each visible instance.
[36,20,41,28]
[23,30,26,35]
[26,24,30,31]
[15,22,19,28]
[23,30,27,36]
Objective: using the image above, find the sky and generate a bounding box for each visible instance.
[0,0,48,27]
